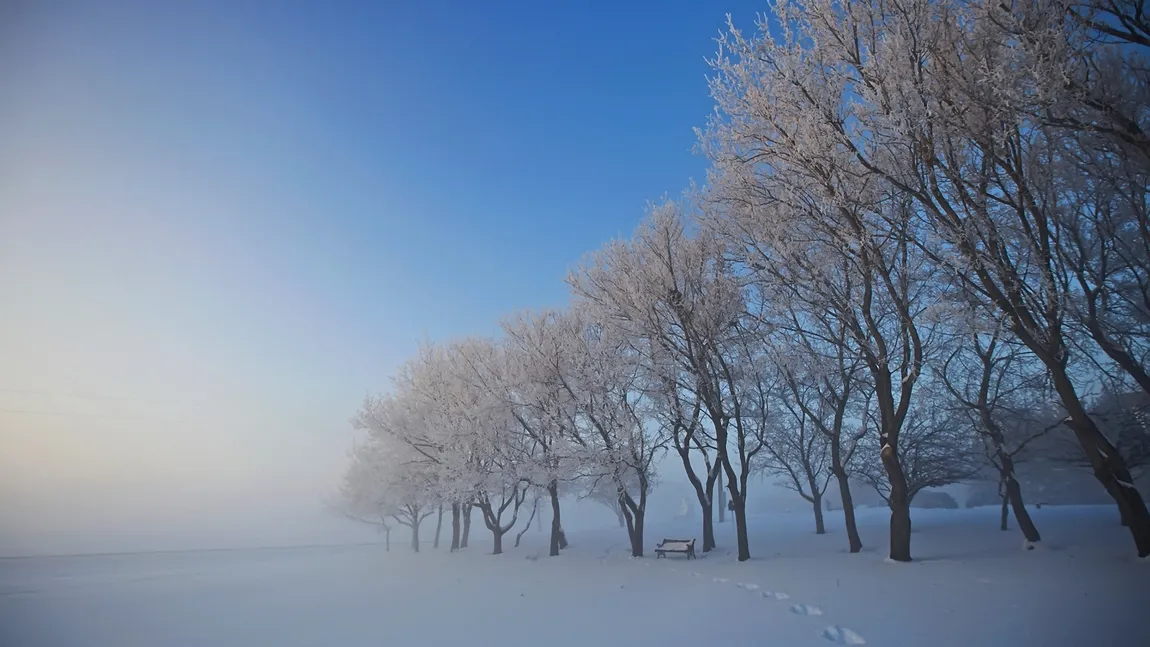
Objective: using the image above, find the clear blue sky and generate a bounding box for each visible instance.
[0,0,765,553]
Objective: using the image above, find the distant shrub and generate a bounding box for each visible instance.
[911,490,959,509]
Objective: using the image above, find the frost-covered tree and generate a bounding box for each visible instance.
[338,435,437,552]
[570,203,766,560]
[556,304,668,557]
[335,440,397,551]
[712,0,1150,555]
[701,159,936,561]
[699,0,1150,558]
[438,338,536,556]
[358,346,469,551]
[499,309,584,556]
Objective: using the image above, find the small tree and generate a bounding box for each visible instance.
[580,469,635,528]
[859,400,980,509]
[763,366,834,534]
[338,437,437,552]
[938,319,1052,543]
[335,441,397,551]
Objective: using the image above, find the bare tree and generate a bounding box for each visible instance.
[1051,388,1150,487]
[938,320,1052,543]
[580,469,638,528]
[761,369,834,534]
[770,311,871,553]
[858,400,981,508]
[392,503,436,553]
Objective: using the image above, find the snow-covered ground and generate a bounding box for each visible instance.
[1,505,1146,647]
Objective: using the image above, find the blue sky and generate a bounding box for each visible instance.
[0,0,765,552]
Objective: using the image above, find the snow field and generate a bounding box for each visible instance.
[1,505,1147,647]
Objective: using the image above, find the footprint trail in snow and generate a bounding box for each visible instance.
[644,556,862,646]
[822,626,866,645]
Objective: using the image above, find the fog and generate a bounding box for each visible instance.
[0,2,432,557]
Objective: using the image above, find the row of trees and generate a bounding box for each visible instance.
[342,0,1150,561]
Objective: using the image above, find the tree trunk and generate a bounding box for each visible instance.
[731,493,750,562]
[461,504,472,549]
[450,503,461,551]
[881,444,912,562]
[673,444,719,552]
[982,409,1040,542]
[721,456,751,561]
[834,469,863,553]
[630,513,644,557]
[433,505,443,549]
[701,500,715,552]
[717,470,727,523]
[1050,367,1150,557]
[619,493,646,557]
[997,452,1042,543]
[548,481,564,556]
[515,499,539,548]
[812,492,826,535]
[623,507,645,557]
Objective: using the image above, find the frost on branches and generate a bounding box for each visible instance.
[337,0,1150,563]
[697,0,1150,557]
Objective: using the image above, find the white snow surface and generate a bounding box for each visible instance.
[2,505,1147,646]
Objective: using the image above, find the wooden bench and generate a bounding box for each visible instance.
[654,538,696,559]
